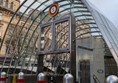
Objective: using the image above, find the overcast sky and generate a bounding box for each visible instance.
[20,0,118,28]
[88,0,118,28]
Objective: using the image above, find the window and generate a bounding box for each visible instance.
[0,13,2,20]
[0,0,3,5]
[5,0,8,8]
[0,27,2,37]
[10,2,13,10]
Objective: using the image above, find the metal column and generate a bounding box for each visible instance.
[70,15,76,83]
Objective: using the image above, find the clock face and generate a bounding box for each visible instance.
[48,3,59,17]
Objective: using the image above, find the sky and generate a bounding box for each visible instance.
[20,0,118,28]
[88,0,118,28]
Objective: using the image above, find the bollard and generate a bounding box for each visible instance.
[17,72,24,83]
[12,74,16,83]
[0,72,6,83]
[37,73,46,83]
[106,75,118,83]
[63,73,73,83]
[50,76,53,83]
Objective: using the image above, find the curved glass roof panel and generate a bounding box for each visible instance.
[0,0,117,75]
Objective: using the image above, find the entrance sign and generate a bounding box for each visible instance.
[48,3,59,17]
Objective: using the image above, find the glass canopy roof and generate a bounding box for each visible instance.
[0,0,118,75]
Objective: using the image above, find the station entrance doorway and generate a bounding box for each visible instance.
[37,15,76,83]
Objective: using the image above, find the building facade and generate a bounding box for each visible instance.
[0,0,20,56]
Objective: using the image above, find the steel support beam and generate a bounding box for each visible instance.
[70,14,76,83]
[37,55,44,74]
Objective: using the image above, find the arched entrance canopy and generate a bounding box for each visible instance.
[0,0,101,75]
